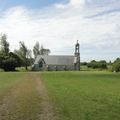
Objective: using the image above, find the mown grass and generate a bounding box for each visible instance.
[41,71,120,120]
[0,72,26,92]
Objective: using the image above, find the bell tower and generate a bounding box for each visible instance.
[74,40,80,70]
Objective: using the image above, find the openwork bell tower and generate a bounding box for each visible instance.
[74,40,80,70]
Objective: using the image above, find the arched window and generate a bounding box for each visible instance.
[39,61,43,68]
[39,58,45,68]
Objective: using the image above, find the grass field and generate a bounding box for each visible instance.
[41,71,120,120]
[0,72,26,92]
[0,71,120,120]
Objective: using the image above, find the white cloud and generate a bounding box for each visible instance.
[55,0,85,9]
[70,0,85,6]
[0,0,120,61]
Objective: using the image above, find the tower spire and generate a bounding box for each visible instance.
[77,40,79,44]
[74,40,80,70]
[75,40,80,54]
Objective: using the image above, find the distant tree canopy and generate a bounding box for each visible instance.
[0,52,21,71]
[112,58,120,72]
[0,34,21,71]
[87,60,107,69]
[33,41,51,58]
[80,62,87,65]
[33,41,40,59]
[40,45,51,55]
[0,34,9,55]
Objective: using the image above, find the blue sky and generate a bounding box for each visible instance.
[0,0,120,61]
[0,0,68,10]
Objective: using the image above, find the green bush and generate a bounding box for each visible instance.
[80,62,87,65]
[2,57,17,71]
[0,52,22,71]
[112,58,120,72]
[87,60,107,69]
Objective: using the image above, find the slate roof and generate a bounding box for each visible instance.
[34,55,75,65]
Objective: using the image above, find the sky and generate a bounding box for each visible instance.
[0,0,120,61]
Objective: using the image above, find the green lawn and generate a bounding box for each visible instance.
[0,72,26,92]
[0,71,120,120]
[41,71,120,120]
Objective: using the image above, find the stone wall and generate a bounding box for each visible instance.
[47,65,75,71]
[32,64,76,71]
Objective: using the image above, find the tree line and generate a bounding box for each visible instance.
[0,34,50,71]
[81,59,120,72]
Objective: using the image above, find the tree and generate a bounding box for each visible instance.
[20,41,31,70]
[15,41,30,70]
[0,53,4,69]
[14,49,33,70]
[80,62,87,65]
[0,34,9,55]
[0,34,22,71]
[112,58,120,72]
[33,41,40,58]
[114,58,120,63]
[0,52,21,71]
[40,45,51,55]
[87,60,107,69]
[33,42,51,59]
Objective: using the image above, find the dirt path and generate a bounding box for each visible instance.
[0,73,56,120]
[0,75,28,120]
[35,73,56,120]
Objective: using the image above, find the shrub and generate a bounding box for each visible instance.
[80,62,87,65]
[0,52,22,71]
[2,57,17,71]
[87,60,107,69]
[112,58,120,72]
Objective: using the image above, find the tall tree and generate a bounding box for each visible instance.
[0,34,9,55]
[33,42,51,58]
[40,45,51,55]
[33,41,40,58]
[20,41,30,70]
[0,34,22,71]
[15,41,30,70]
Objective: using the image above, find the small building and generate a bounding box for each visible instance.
[32,41,80,71]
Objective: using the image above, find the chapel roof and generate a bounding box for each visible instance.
[34,55,75,65]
